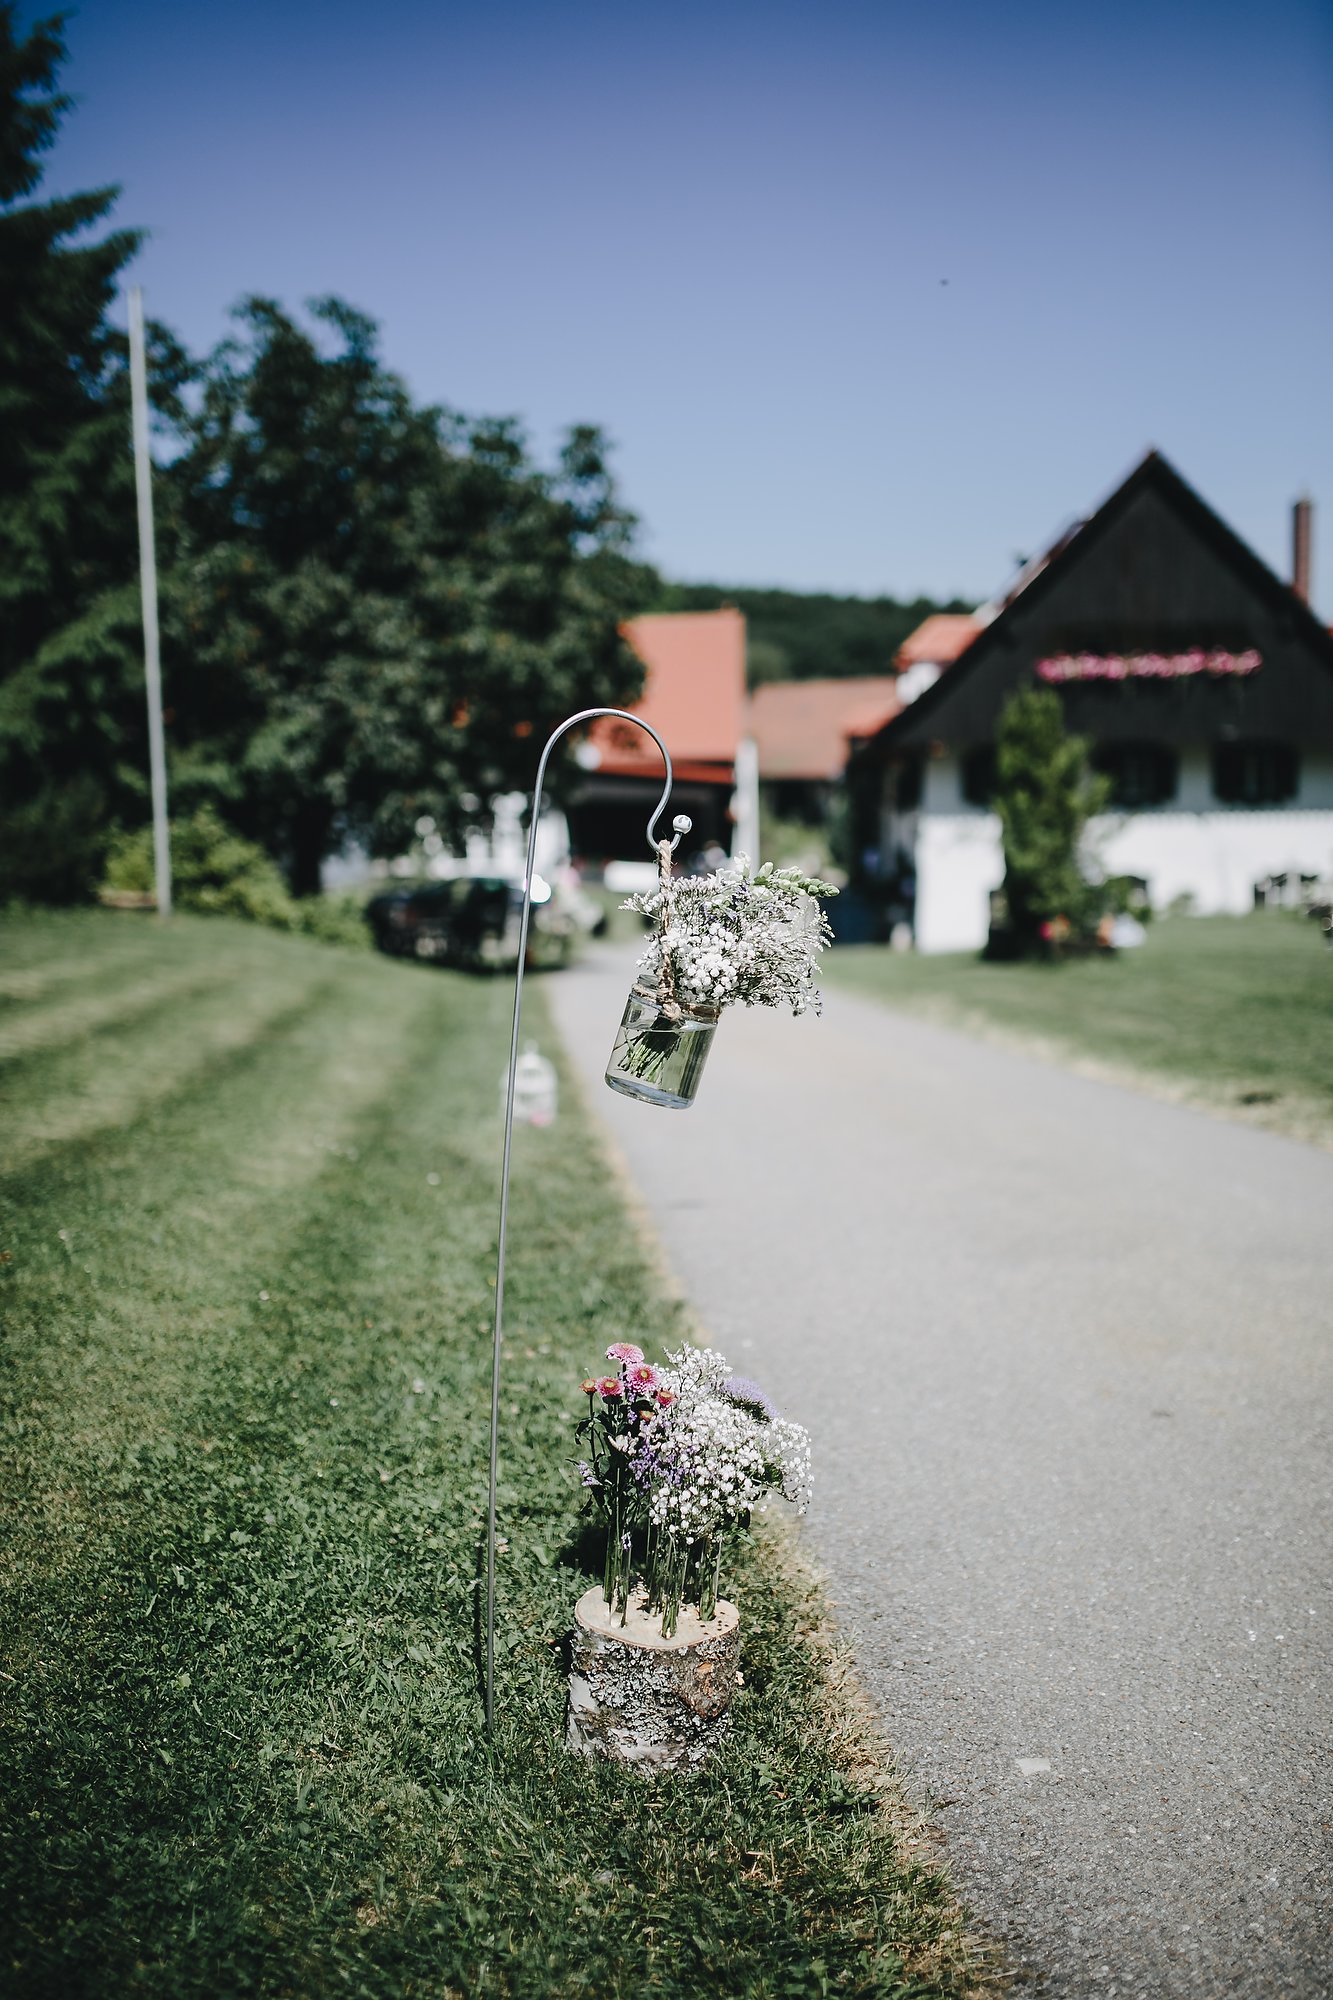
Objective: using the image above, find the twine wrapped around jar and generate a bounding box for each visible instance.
[645,836,683,1022]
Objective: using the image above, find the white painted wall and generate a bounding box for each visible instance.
[1094,811,1333,914]
[1090,751,1333,915]
[909,752,1333,951]
[895,660,942,706]
[915,813,1003,951]
[914,757,1003,953]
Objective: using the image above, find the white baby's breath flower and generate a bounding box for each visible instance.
[626,859,836,1016]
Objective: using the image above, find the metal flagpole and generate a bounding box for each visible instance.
[128,286,172,920]
[484,708,690,1737]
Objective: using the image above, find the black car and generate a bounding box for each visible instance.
[365,874,574,969]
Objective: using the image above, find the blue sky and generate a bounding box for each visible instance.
[44,0,1333,610]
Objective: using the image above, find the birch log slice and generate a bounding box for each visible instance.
[567,1584,741,1772]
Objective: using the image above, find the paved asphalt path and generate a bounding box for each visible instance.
[546,947,1333,1999]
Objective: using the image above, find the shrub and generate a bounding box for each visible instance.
[991,687,1110,956]
[102,808,369,945]
[290,891,374,948]
[0,774,115,905]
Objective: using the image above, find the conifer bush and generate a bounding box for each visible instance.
[991,686,1111,956]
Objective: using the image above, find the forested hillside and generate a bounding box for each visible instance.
[651,581,975,683]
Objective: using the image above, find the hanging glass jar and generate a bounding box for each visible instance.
[604,989,719,1109]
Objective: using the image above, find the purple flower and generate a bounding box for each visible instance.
[722,1375,776,1422]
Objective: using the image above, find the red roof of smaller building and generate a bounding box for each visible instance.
[894,613,983,670]
[587,610,747,783]
[747,677,901,782]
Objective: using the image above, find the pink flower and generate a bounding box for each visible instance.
[596,1375,623,1400]
[655,1387,676,1408]
[628,1363,658,1393]
[605,1342,643,1365]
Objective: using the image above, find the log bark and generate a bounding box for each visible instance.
[567,1584,741,1772]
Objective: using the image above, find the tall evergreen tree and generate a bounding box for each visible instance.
[169,299,646,892]
[0,7,164,899]
[993,686,1110,952]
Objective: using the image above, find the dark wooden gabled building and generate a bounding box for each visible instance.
[851,452,1333,951]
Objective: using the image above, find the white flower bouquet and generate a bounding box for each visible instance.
[577,1341,812,1637]
[604,856,838,1108]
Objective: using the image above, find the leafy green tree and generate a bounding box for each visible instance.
[168,299,646,892]
[992,686,1110,952]
[0,6,185,899]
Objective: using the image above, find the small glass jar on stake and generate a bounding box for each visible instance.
[604,833,838,1111]
[605,992,719,1109]
[604,816,719,1110]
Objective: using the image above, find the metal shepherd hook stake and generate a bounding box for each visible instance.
[485,709,690,1737]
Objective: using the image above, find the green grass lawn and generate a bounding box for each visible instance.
[0,910,977,2000]
[824,912,1333,1146]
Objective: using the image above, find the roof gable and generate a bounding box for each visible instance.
[587,609,747,779]
[864,453,1333,757]
[748,677,900,781]
[893,613,984,669]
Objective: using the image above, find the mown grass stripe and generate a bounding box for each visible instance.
[0,960,446,1524]
[0,912,979,2000]
[0,925,376,1179]
[0,910,183,984]
[0,960,230,1062]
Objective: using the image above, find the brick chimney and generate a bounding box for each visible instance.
[1292,495,1313,603]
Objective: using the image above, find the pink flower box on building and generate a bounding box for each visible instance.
[1036,649,1262,684]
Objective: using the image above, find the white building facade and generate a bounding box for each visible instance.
[858,454,1333,953]
[901,753,1333,954]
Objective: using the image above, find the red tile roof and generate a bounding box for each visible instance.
[894,613,983,669]
[587,610,747,782]
[747,677,901,781]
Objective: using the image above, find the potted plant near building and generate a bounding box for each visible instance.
[567,1343,811,1771]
